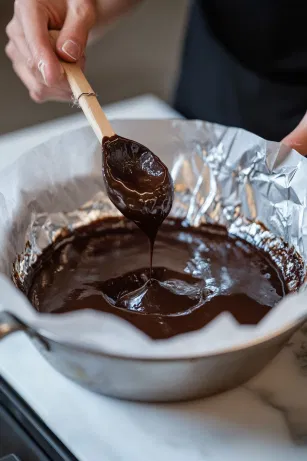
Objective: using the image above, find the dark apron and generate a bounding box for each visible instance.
[174,0,307,141]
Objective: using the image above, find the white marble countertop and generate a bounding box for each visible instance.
[0,95,306,461]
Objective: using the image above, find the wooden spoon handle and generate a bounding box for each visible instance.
[62,62,115,141]
[49,29,114,142]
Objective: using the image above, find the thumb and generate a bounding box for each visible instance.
[282,112,307,156]
[56,0,96,62]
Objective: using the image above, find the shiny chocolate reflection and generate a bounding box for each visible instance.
[102,135,174,273]
[28,219,287,340]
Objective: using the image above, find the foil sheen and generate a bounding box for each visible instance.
[12,120,307,292]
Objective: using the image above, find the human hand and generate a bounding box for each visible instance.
[282,112,307,156]
[5,0,96,103]
[5,0,142,103]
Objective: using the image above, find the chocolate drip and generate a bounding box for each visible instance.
[102,135,174,276]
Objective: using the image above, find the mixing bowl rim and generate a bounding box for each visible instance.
[33,314,304,362]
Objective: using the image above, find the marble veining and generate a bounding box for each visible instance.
[246,323,307,446]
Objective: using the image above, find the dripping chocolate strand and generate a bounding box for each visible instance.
[102,134,174,276]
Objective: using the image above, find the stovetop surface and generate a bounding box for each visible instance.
[0,377,77,461]
[0,455,21,461]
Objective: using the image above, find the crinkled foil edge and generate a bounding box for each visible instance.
[12,190,306,297]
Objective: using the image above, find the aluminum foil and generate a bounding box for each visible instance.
[13,120,307,293]
[1,119,306,358]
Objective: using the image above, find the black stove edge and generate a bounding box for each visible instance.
[0,376,79,461]
[1,455,21,461]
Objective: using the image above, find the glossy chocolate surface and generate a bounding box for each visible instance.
[28,220,287,339]
[102,135,174,271]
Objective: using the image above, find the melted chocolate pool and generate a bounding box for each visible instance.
[28,219,287,340]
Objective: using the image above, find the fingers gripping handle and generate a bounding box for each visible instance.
[49,30,115,142]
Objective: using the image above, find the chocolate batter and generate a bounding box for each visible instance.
[102,135,174,272]
[27,219,287,340]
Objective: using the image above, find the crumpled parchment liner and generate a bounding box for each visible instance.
[1,120,307,358]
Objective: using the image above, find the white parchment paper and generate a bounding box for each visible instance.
[0,120,306,358]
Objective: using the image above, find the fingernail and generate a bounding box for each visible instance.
[62,40,80,60]
[38,60,47,85]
